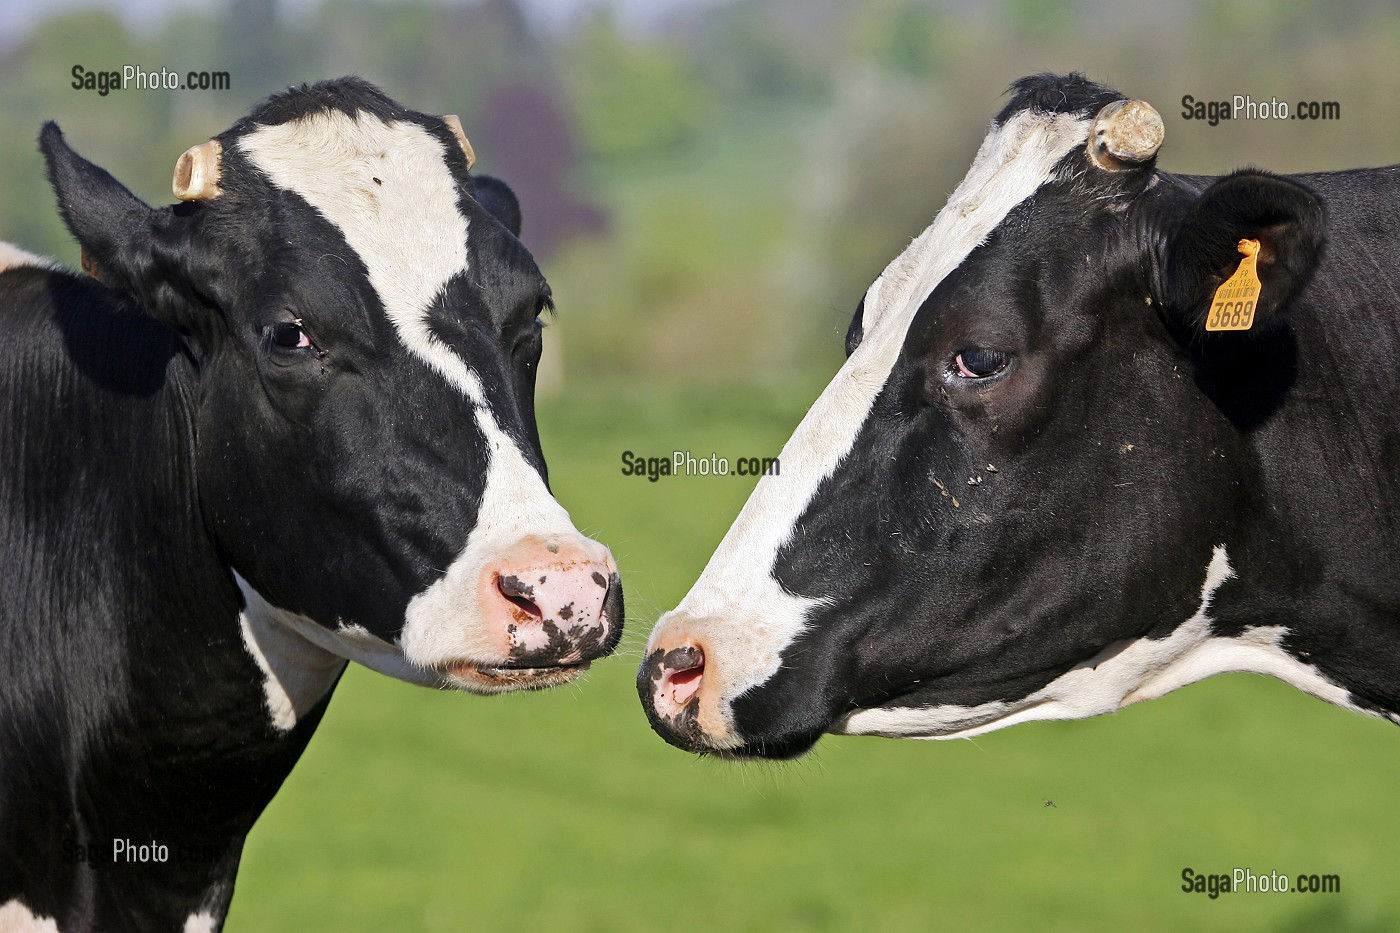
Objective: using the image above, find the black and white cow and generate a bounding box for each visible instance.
[640,72,1399,760]
[0,78,622,931]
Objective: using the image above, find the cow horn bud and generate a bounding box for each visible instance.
[172,140,223,200]
[440,115,476,169]
[1087,99,1163,170]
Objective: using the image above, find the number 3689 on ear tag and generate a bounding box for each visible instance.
[1206,238,1262,332]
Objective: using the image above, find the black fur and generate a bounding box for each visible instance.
[995,71,1124,124]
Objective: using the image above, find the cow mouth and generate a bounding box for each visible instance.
[438,659,590,692]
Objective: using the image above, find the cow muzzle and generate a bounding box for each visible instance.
[410,535,623,693]
[638,608,837,760]
[488,539,618,660]
[637,615,742,754]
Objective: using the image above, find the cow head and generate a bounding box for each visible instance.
[640,73,1327,757]
[41,78,622,699]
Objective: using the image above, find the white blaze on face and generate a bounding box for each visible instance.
[833,545,1367,738]
[645,109,1093,745]
[240,110,592,673]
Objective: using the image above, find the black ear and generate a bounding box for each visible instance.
[472,174,522,237]
[1164,170,1325,333]
[845,296,865,357]
[40,122,220,336]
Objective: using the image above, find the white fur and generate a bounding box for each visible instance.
[0,901,60,933]
[182,912,218,933]
[646,109,1092,745]
[240,109,599,672]
[0,242,57,274]
[237,573,455,732]
[833,546,1367,739]
[0,900,219,933]
[236,573,350,731]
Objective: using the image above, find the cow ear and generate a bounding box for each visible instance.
[845,296,865,358]
[473,174,522,237]
[1164,169,1325,333]
[40,122,221,337]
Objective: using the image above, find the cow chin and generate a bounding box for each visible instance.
[709,729,827,761]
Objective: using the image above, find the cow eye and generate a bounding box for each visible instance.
[953,348,1011,380]
[514,315,544,356]
[269,320,314,351]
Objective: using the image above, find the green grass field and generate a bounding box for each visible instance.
[228,381,1400,933]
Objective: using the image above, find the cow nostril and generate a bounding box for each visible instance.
[661,648,705,706]
[666,666,703,705]
[496,574,543,620]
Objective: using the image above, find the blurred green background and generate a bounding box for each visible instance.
[2,0,1399,929]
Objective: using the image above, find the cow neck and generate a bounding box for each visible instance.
[1,274,332,929]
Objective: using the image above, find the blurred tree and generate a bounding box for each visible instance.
[1005,0,1072,40]
[223,0,285,99]
[562,12,706,160]
[682,3,833,106]
[867,2,946,78]
[477,80,606,260]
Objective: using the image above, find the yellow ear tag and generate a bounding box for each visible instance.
[1205,238,1262,331]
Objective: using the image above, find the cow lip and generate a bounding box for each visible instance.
[437,659,590,691]
[474,661,588,674]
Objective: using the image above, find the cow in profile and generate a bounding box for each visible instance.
[640,73,1398,760]
[0,77,621,931]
